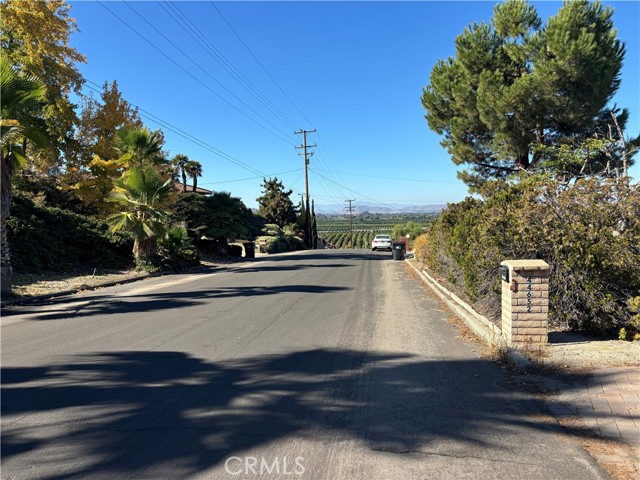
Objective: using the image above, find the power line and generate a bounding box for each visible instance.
[98,1,296,147]
[85,81,308,199]
[86,79,262,177]
[210,2,350,200]
[200,169,302,185]
[122,1,296,144]
[160,1,301,132]
[309,168,395,209]
[210,1,314,128]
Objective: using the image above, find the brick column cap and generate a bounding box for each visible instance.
[501,259,549,271]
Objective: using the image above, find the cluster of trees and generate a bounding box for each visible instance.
[255,178,319,251]
[418,0,639,336]
[0,0,316,295]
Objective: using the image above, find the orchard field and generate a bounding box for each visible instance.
[317,214,436,249]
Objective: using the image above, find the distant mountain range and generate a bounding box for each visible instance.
[314,203,447,215]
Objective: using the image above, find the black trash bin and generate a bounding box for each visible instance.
[392,242,405,261]
[242,242,255,259]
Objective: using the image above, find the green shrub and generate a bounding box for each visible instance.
[158,226,199,272]
[391,221,427,243]
[286,235,305,251]
[7,194,133,272]
[262,224,284,237]
[418,178,640,333]
[256,235,288,254]
[256,224,305,254]
[622,295,640,340]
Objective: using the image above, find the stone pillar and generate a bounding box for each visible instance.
[501,260,549,346]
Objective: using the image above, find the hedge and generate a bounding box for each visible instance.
[7,194,133,272]
[414,178,640,333]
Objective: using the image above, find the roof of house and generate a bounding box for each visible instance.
[174,182,213,195]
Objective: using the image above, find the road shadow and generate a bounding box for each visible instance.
[1,348,607,479]
[2,284,350,321]
[253,249,393,263]
[228,263,353,274]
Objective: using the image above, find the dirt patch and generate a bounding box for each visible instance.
[9,270,150,298]
[544,332,640,371]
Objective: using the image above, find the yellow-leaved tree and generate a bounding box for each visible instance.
[1,0,86,173]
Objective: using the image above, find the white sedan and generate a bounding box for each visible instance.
[371,234,393,251]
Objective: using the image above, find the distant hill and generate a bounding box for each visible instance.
[314,203,447,215]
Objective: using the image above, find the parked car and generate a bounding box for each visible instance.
[371,234,393,251]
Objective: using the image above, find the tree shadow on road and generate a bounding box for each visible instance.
[2,284,351,321]
[1,348,607,479]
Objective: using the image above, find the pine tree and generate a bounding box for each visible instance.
[256,177,297,228]
[421,0,630,189]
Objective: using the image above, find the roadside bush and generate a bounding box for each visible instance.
[416,178,640,333]
[621,295,640,341]
[256,235,288,254]
[391,221,426,244]
[7,194,133,272]
[158,226,199,272]
[286,235,305,251]
[256,223,306,254]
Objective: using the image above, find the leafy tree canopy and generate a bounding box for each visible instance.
[256,177,297,228]
[173,192,261,243]
[1,0,86,171]
[77,80,143,165]
[421,0,634,190]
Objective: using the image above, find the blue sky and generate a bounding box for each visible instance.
[69,1,640,211]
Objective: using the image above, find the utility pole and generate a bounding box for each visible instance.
[345,199,355,249]
[294,129,317,208]
[295,129,316,249]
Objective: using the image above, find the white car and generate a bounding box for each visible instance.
[371,234,393,251]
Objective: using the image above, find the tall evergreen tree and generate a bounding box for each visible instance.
[256,177,296,228]
[296,198,307,231]
[311,199,318,250]
[304,196,311,248]
[421,0,631,189]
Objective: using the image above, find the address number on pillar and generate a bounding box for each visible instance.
[526,276,532,312]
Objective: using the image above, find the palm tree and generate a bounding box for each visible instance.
[185,160,203,191]
[113,126,165,167]
[105,166,173,268]
[171,153,189,192]
[1,60,48,295]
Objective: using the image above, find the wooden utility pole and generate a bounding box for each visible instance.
[294,129,317,207]
[295,129,316,249]
[345,199,355,249]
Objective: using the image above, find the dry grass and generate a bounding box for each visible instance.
[10,270,148,298]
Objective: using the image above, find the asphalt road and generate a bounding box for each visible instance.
[1,250,607,479]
